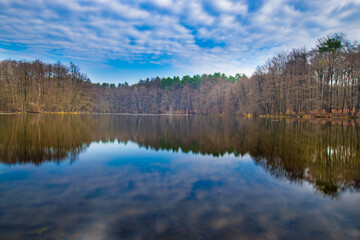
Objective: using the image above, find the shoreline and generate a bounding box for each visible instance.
[257,114,359,119]
[0,111,359,119]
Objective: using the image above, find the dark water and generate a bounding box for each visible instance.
[0,114,360,240]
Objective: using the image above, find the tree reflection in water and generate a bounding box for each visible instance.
[0,114,359,197]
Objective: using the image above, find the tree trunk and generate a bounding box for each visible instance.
[353,85,360,118]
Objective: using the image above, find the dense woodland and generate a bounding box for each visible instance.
[0,34,359,116]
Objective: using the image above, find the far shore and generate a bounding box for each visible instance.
[1,111,359,120]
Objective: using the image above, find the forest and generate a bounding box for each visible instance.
[0,34,359,117]
[1,114,359,197]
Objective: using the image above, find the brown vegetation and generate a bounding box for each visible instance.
[0,34,359,116]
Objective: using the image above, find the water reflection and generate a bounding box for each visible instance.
[1,114,359,198]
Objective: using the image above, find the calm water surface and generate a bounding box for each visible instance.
[0,114,360,239]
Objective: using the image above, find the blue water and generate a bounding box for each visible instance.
[0,115,359,239]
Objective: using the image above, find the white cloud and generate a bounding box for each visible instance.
[151,0,173,8]
[0,0,359,82]
[186,1,215,25]
[212,0,248,15]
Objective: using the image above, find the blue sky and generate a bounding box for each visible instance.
[0,0,359,84]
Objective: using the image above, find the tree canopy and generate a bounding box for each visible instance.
[0,33,359,116]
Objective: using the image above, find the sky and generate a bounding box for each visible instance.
[0,0,359,84]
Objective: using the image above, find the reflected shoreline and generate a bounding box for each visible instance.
[1,114,360,240]
[1,114,360,197]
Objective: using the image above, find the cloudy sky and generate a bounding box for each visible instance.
[0,0,359,84]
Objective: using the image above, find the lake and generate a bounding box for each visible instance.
[0,114,359,239]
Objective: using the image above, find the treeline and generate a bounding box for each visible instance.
[0,59,248,113]
[250,33,360,117]
[0,60,95,112]
[92,72,249,114]
[0,34,359,115]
